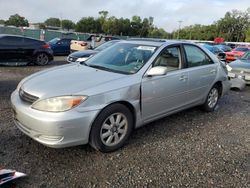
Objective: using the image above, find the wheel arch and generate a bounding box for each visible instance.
[89,100,137,142]
[100,101,136,128]
[213,81,223,97]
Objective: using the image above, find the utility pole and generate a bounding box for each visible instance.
[60,13,63,31]
[177,20,182,39]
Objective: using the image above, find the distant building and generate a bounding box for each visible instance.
[29,23,40,29]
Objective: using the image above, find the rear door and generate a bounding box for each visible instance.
[0,36,24,63]
[22,38,40,62]
[141,45,190,121]
[183,44,217,103]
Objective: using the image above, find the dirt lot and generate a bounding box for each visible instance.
[0,58,250,188]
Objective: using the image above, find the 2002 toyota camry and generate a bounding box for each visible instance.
[11,39,231,152]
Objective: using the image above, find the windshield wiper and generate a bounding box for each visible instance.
[80,61,89,66]
[88,64,113,72]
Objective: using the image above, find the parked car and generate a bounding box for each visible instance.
[227,51,250,84]
[199,43,226,61]
[214,44,232,52]
[11,39,230,152]
[48,38,72,55]
[225,46,250,62]
[0,34,53,66]
[67,40,120,63]
[70,35,120,52]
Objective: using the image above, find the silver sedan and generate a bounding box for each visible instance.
[11,40,231,152]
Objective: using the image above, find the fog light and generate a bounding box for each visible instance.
[38,135,63,142]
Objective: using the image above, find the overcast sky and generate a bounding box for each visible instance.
[0,0,249,32]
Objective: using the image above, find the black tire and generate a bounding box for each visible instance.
[89,104,133,152]
[35,53,49,66]
[202,85,220,112]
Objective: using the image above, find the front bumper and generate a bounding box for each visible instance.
[11,90,99,148]
[230,78,246,90]
[228,72,250,85]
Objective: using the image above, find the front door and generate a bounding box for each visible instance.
[141,45,189,122]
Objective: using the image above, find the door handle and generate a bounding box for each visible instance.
[210,69,216,74]
[179,75,188,81]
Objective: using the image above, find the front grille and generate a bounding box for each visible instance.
[19,88,39,104]
[67,56,78,62]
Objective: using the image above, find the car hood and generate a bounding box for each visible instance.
[20,64,128,99]
[70,50,98,58]
[229,59,250,69]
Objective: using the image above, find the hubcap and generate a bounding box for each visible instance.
[37,54,48,65]
[100,113,128,147]
[208,88,219,108]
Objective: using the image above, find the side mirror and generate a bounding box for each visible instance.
[217,52,225,61]
[146,66,168,77]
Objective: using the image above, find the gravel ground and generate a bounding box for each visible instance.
[0,58,250,188]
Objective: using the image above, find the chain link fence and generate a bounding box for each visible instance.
[0,26,92,42]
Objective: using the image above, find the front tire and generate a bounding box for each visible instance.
[202,85,220,112]
[35,53,49,66]
[89,104,133,152]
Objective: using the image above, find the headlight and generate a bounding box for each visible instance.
[32,96,87,112]
[237,75,245,79]
[76,57,89,62]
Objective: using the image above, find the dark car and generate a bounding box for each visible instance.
[67,40,120,63]
[48,38,72,55]
[199,43,226,61]
[0,34,53,66]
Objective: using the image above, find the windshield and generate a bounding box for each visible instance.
[85,43,157,74]
[241,51,250,60]
[48,38,60,44]
[94,40,120,51]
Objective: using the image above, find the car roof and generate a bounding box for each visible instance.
[0,34,42,41]
[0,34,24,38]
[124,38,194,47]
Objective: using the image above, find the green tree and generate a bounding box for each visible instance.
[75,17,100,33]
[149,27,169,38]
[61,19,75,31]
[130,16,142,36]
[97,10,109,33]
[216,9,250,41]
[38,23,46,29]
[5,14,29,27]
[0,19,5,25]
[118,18,131,36]
[103,16,120,35]
[246,27,250,42]
[44,17,61,27]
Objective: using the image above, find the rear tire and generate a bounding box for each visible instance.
[89,104,133,152]
[35,53,49,66]
[202,85,220,112]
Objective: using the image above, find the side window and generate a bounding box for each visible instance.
[59,39,70,45]
[184,45,213,67]
[154,46,181,72]
[23,38,37,45]
[0,36,23,45]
